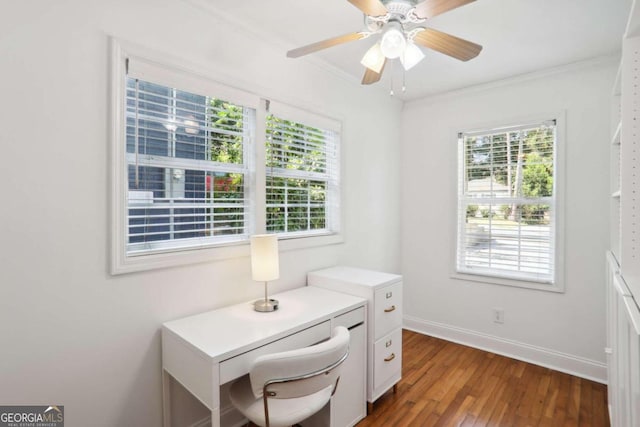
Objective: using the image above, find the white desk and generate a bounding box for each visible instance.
[162,286,367,427]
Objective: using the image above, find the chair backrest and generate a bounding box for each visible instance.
[249,326,350,399]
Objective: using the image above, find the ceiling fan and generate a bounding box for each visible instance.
[287,0,482,86]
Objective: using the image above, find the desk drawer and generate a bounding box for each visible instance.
[374,282,402,340]
[373,328,402,390]
[219,320,331,384]
[334,306,365,330]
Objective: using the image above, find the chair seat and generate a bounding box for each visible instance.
[229,375,332,427]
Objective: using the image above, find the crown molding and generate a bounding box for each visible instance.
[404,53,621,108]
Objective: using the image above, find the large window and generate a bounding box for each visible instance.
[111,42,341,274]
[456,120,559,287]
[125,78,253,255]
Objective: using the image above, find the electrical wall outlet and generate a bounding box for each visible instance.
[493,308,504,324]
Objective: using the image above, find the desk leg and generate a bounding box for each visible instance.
[162,369,171,427]
[211,407,221,427]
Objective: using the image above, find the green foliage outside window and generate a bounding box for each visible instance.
[207,99,245,236]
[464,127,554,225]
[266,116,329,233]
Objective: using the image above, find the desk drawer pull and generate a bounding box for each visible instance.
[384,353,396,362]
[384,305,396,313]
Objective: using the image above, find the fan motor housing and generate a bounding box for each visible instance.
[383,0,415,19]
[364,0,425,31]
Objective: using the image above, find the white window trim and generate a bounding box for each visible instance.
[109,38,343,275]
[449,112,566,293]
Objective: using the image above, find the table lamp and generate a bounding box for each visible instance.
[250,234,280,312]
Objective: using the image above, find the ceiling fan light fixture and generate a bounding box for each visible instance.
[360,42,385,73]
[400,42,425,70]
[285,0,482,89]
[380,24,406,59]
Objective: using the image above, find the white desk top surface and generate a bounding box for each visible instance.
[162,286,366,361]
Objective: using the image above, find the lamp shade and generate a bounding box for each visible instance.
[250,234,280,282]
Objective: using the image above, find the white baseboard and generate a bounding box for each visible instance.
[403,315,607,384]
[188,413,245,427]
[188,415,246,427]
[189,416,211,427]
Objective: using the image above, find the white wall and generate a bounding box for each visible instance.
[400,58,617,381]
[0,1,401,425]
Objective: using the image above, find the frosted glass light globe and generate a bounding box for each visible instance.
[400,42,425,70]
[361,43,385,72]
[380,27,406,59]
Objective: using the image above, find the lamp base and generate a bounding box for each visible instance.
[253,298,279,312]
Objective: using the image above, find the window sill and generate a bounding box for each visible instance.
[450,271,564,293]
[111,232,343,275]
[279,232,343,252]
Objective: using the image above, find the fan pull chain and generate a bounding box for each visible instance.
[402,68,406,93]
[390,60,394,97]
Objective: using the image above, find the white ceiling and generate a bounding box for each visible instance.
[205,0,632,101]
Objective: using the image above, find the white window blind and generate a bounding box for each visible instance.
[125,77,254,255]
[265,109,340,236]
[457,120,557,284]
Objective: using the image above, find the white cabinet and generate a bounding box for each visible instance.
[610,66,622,261]
[607,8,640,424]
[308,266,403,410]
[620,35,640,297]
[606,253,640,427]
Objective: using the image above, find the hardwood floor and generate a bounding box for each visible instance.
[357,330,609,427]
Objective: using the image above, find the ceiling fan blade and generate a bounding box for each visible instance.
[414,0,475,19]
[347,0,388,17]
[413,28,482,61]
[287,32,366,58]
[362,58,387,85]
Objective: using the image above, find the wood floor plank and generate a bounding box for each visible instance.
[591,381,608,426]
[565,376,582,427]
[473,376,507,427]
[579,377,594,427]
[357,330,609,427]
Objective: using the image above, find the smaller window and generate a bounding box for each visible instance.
[456,120,558,286]
[265,109,340,237]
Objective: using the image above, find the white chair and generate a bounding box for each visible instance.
[229,326,350,427]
